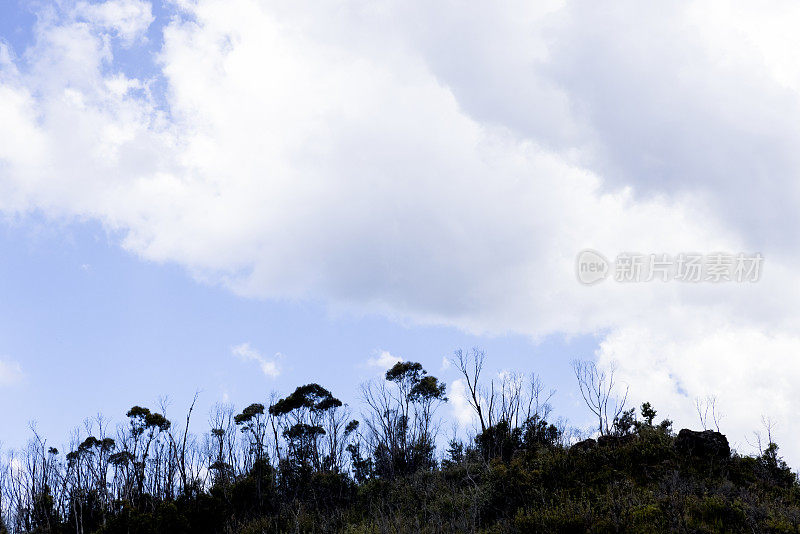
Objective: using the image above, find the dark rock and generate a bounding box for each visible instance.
[571,438,596,452]
[597,434,635,447]
[675,429,730,459]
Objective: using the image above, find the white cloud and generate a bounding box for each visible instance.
[232,343,280,378]
[9,457,23,473]
[449,378,476,427]
[0,358,23,386]
[3,0,800,462]
[366,350,402,370]
[75,0,154,45]
[596,318,800,457]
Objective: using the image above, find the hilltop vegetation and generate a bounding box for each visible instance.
[1,350,798,533]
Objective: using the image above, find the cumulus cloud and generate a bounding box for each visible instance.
[232,343,280,378]
[75,0,154,45]
[0,358,23,386]
[596,318,800,455]
[366,350,402,370]
[2,0,800,461]
[449,378,477,428]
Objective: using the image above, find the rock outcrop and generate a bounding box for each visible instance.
[675,429,730,459]
[571,438,596,451]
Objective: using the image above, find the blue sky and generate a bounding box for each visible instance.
[0,213,598,449]
[3,0,800,463]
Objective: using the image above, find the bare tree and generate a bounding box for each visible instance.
[453,349,556,436]
[525,373,555,423]
[172,392,199,493]
[572,359,628,436]
[747,415,777,455]
[695,395,723,432]
[452,349,488,433]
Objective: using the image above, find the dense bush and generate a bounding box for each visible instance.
[2,356,799,533]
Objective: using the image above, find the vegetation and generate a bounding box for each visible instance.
[1,349,798,533]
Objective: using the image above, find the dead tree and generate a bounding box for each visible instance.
[695,395,723,432]
[452,348,489,433]
[572,359,628,436]
[453,349,555,434]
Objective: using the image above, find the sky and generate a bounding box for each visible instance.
[2,0,800,463]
